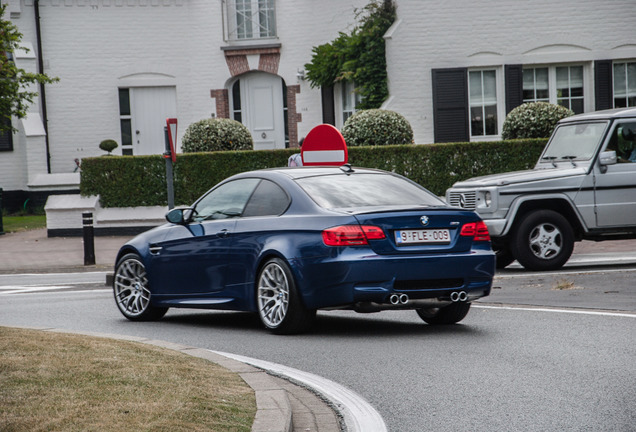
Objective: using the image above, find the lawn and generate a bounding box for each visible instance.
[0,327,256,432]
[1,214,46,233]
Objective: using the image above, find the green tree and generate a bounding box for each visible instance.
[0,5,58,132]
[304,0,395,109]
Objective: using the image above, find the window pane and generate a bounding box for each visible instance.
[469,71,482,103]
[469,70,497,137]
[258,0,276,37]
[628,63,636,95]
[571,98,584,114]
[296,173,443,210]
[236,0,253,39]
[120,119,132,146]
[485,104,498,135]
[471,106,484,136]
[119,88,130,116]
[483,71,497,104]
[194,178,260,220]
[614,63,626,96]
[536,68,549,100]
[242,179,289,217]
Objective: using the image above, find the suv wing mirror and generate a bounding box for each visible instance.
[599,151,617,166]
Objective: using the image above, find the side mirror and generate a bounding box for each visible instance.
[599,151,617,166]
[166,207,194,225]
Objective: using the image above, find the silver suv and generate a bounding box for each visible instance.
[446,107,636,271]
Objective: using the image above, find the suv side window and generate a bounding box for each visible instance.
[606,121,636,163]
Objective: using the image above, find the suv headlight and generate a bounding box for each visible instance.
[483,191,492,207]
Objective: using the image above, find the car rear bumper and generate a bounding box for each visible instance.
[293,249,495,310]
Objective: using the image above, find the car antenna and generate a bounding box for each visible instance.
[340,163,354,174]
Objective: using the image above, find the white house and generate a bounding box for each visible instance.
[2,0,636,211]
[383,0,636,143]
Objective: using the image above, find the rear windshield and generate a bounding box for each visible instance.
[295,173,444,209]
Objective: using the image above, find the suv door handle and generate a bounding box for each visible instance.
[217,229,229,238]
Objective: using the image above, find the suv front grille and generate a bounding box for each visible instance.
[448,191,477,209]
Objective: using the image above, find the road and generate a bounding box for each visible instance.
[1,265,635,431]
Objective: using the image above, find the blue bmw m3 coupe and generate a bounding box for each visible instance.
[113,166,495,334]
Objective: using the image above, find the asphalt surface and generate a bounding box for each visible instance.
[1,228,635,432]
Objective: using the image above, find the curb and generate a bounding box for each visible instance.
[11,326,293,432]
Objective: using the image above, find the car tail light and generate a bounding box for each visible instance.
[460,221,491,242]
[322,225,386,246]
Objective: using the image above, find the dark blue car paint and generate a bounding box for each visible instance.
[114,167,495,315]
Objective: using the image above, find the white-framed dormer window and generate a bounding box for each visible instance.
[523,65,586,114]
[224,0,276,42]
[334,80,361,128]
[469,69,499,139]
[613,61,636,108]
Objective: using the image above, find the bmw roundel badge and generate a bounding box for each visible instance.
[420,216,429,226]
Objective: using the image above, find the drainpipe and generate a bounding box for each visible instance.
[34,0,51,174]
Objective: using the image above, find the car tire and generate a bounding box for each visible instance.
[494,246,515,269]
[416,302,471,325]
[113,253,168,321]
[511,210,574,271]
[257,258,316,335]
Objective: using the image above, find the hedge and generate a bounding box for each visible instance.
[80,139,547,208]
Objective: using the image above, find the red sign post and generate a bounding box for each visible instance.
[301,124,348,166]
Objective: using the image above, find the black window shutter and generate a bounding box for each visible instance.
[0,117,13,152]
[321,85,335,126]
[505,64,523,114]
[432,68,468,143]
[595,60,613,111]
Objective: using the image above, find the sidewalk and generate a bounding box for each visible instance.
[0,228,345,432]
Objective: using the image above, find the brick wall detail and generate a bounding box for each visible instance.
[223,47,280,77]
[211,89,229,119]
[287,84,301,148]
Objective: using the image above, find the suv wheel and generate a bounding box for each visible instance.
[511,210,574,271]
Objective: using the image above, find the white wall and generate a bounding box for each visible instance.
[384,0,636,144]
[2,0,367,192]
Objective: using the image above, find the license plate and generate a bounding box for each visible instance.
[394,229,451,245]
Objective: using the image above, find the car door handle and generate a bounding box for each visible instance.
[217,229,229,238]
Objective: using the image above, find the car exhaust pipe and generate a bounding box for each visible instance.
[399,294,409,304]
[450,291,468,302]
[390,294,400,305]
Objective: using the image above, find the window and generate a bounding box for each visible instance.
[606,121,636,163]
[523,65,585,114]
[232,80,242,123]
[334,80,361,128]
[469,70,498,137]
[118,88,133,155]
[341,81,360,124]
[193,178,261,221]
[226,0,276,41]
[242,179,290,217]
[523,67,549,103]
[0,117,13,152]
[613,61,636,108]
[556,66,584,113]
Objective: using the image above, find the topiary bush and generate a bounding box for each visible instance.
[181,118,253,153]
[502,102,574,139]
[99,139,118,155]
[342,109,413,146]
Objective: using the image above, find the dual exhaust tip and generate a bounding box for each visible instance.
[450,291,468,302]
[389,293,409,305]
[388,291,468,305]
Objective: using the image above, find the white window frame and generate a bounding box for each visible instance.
[468,68,504,141]
[334,80,361,129]
[613,60,636,108]
[223,0,277,42]
[523,63,591,114]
